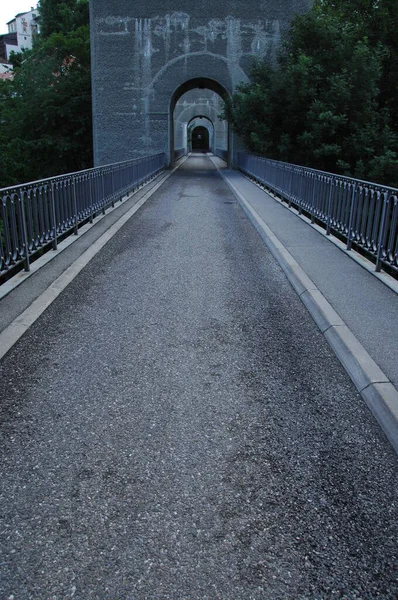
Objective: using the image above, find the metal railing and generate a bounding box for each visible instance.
[215,148,228,162]
[0,153,166,281]
[174,148,186,161]
[237,153,398,276]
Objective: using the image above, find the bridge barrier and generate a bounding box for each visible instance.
[214,148,228,162]
[237,153,398,277]
[0,153,166,282]
[174,148,186,161]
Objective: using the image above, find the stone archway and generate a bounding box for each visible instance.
[170,77,230,165]
[191,126,210,152]
[90,2,313,166]
[173,86,227,159]
[188,115,214,148]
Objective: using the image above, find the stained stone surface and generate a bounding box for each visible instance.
[90,0,312,165]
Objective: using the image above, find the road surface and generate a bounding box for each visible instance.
[0,156,397,598]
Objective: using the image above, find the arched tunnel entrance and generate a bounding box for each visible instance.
[188,116,214,154]
[191,127,210,152]
[171,77,230,166]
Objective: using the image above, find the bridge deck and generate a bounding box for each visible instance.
[216,157,398,389]
[0,155,397,598]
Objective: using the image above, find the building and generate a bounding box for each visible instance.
[0,6,39,64]
[0,59,14,81]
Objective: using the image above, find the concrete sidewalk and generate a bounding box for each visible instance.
[215,159,398,389]
[209,156,398,453]
[0,168,175,340]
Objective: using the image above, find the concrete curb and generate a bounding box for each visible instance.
[212,158,398,456]
[0,158,186,362]
[0,166,184,303]
[243,171,398,297]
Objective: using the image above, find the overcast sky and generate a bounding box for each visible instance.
[0,1,38,34]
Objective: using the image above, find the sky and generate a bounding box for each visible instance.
[0,1,38,34]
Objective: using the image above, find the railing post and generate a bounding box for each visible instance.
[326,179,334,235]
[311,174,316,223]
[0,153,167,283]
[119,166,123,202]
[20,192,30,272]
[102,172,106,215]
[111,168,115,207]
[346,183,357,251]
[298,169,304,215]
[288,168,293,208]
[89,173,94,223]
[50,181,58,251]
[72,178,79,235]
[376,194,389,272]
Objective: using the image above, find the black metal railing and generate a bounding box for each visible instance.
[0,153,166,281]
[215,148,228,162]
[174,148,186,161]
[237,153,398,276]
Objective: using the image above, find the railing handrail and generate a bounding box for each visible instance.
[0,153,166,194]
[237,152,398,277]
[239,152,398,194]
[1,152,167,281]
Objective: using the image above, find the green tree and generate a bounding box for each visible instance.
[0,0,92,189]
[38,0,89,38]
[0,81,31,187]
[226,0,398,186]
[318,0,398,129]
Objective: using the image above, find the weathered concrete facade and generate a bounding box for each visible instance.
[90,0,312,166]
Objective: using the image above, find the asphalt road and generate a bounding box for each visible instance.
[0,156,397,599]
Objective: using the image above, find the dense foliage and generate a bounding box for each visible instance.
[226,0,398,186]
[2,0,397,188]
[0,0,92,188]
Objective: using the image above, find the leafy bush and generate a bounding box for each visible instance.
[0,0,92,188]
[225,0,398,187]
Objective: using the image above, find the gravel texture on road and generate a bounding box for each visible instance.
[0,156,397,599]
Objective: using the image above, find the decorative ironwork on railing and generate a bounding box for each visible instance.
[215,148,228,162]
[237,153,398,276]
[0,153,166,281]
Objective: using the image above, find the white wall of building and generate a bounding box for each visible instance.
[0,62,12,74]
[6,7,39,57]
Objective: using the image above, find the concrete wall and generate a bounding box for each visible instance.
[90,0,312,166]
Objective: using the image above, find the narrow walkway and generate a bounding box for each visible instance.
[218,158,398,389]
[1,156,397,598]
